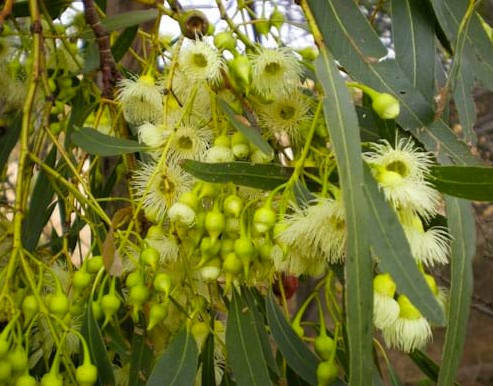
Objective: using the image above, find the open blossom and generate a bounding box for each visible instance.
[257,89,310,145]
[364,136,441,219]
[117,75,163,125]
[167,123,213,162]
[382,295,432,353]
[131,162,194,223]
[250,47,303,97]
[277,195,346,265]
[178,39,223,83]
[373,273,400,330]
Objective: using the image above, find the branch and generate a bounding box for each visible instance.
[0,0,14,27]
[82,0,120,98]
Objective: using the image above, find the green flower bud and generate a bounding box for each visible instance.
[372,93,400,120]
[101,293,121,320]
[153,273,172,295]
[269,8,285,30]
[314,334,336,361]
[223,252,243,275]
[214,31,237,51]
[205,210,226,242]
[255,18,270,36]
[147,303,168,331]
[48,293,69,319]
[129,284,151,306]
[223,194,244,218]
[140,246,160,270]
[7,346,28,373]
[317,360,338,386]
[15,374,37,386]
[21,295,39,322]
[228,56,252,93]
[73,270,92,291]
[75,363,98,386]
[86,256,103,274]
[253,206,276,233]
[0,361,11,382]
[41,372,63,386]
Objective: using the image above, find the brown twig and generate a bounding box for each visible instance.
[0,0,14,28]
[81,0,120,98]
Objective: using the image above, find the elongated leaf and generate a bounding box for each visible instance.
[438,197,475,386]
[409,350,441,383]
[430,165,493,201]
[12,0,70,18]
[112,26,139,63]
[453,62,476,144]
[387,362,404,386]
[429,0,493,91]
[226,289,271,386]
[22,147,57,252]
[266,291,318,385]
[71,127,147,156]
[181,160,288,191]
[81,302,116,386]
[362,165,445,325]
[218,99,273,156]
[201,333,216,386]
[129,318,154,386]
[147,329,198,386]
[315,44,373,385]
[83,40,101,74]
[80,9,159,38]
[391,0,436,103]
[243,288,279,378]
[307,0,478,166]
[65,91,98,142]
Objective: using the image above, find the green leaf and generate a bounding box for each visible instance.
[409,350,441,383]
[453,62,476,144]
[437,197,475,386]
[83,40,101,74]
[391,0,436,103]
[180,160,288,191]
[80,9,159,38]
[218,99,274,156]
[307,0,478,166]
[12,0,70,18]
[362,165,445,325]
[129,317,154,386]
[112,26,139,63]
[315,44,373,385]
[243,288,279,379]
[430,165,493,201]
[266,291,318,386]
[226,289,272,386]
[147,329,198,386]
[22,147,57,252]
[81,301,116,386]
[65,91,98,142]
[71,127,147,156]
[201,333,216,386]
[0,114,21,173]
[428,0,493,91]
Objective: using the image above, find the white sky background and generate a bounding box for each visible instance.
[65,0,316,50]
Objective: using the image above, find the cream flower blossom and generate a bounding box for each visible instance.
[167,123,212,161]
[364,137,441,219]
[277,196,346,264]
[382,295,432,353]
[131,162,194,223]
[178,40,223,83]
[137,122,168,148]
[145,226,181,263]
[117,75,164,126]
[250,47,303,97]
[373,273,400,330]
[257,89,310,145]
